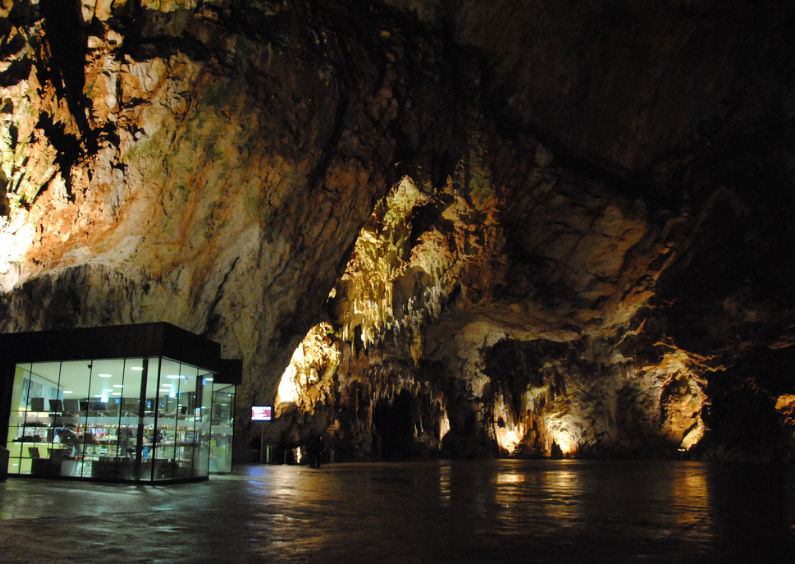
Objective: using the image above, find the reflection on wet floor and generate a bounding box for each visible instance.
[1,460,794,563]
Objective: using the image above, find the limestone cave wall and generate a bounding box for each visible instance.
[1,0,794,461]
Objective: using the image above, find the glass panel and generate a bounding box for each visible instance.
[210,383,235,473]
[193,370,214,477]
[7,363,32,475]
[31,361,65,478]
[173,363,199,479]
[141,357,161,481]
[152,358,179,480]
[19,362,62,477]
[80,359,124,480]
[58,360,93,478]
[117,358,145,481]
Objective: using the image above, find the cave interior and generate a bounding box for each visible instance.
[0,0,794,463]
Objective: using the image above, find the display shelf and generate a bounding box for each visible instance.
[6,411,138,478]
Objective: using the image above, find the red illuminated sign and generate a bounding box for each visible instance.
[251,405,273,421]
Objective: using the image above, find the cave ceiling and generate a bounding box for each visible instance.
[1,0,794,460]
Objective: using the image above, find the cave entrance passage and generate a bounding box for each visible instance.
[373,391,414,460]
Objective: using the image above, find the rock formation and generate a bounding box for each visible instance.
[1,0,794,461]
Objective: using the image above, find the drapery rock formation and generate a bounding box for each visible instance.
[1,0,794,461]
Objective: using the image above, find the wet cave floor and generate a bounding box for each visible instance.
[1,460,794,563]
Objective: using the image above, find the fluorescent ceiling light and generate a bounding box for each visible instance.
[113,385,123,388]
[63,391,72,394]
[98,374,112,378]
[131,367,144,371]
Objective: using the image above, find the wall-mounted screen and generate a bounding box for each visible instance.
[251,405,273,422]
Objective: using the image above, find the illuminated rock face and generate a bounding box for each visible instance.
[2,1,794,460]
[271,164,709,459]
[0,0,471,413]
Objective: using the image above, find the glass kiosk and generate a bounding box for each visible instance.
[0,323,240,483]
